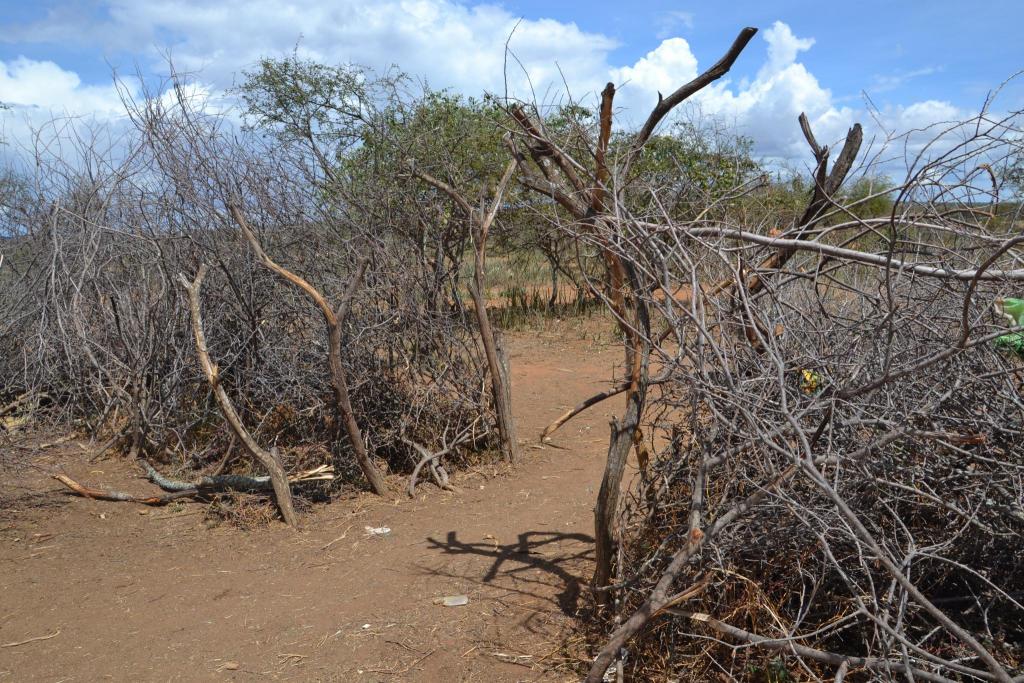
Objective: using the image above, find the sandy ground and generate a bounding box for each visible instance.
[0,326,628,682]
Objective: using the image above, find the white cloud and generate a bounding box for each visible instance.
[611,38,699,99]
[889,99,962,130]
[0,57,132,158]
[656,11,695,40]
[0,6,979,172]
[871,66,941,94]
[0,56,230,162]
[608,22,857,161]
[607,21,972,172]
[0,57,125,116]
[10,0,619,102]
[761,21,815,75]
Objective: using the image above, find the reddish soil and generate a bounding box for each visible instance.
[0,327,627,682]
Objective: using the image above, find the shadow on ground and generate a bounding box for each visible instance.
[425,530,594,615]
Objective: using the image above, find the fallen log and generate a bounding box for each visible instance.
[141,460,334,493]
[53,463,335,507]
[53,474,197,505]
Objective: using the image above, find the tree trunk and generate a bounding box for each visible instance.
[230,206,388,495]
[592,385,645,605]
[407,162,520,464]
[470,234,520,463]
[547,254,559,309]
[328,320,388,494]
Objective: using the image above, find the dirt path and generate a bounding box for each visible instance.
[0,329,626,681]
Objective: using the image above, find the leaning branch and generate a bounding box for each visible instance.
[408,160,522,463]
[670,226,1024,281]
[230,205,388,495]
[628,27,758,163]
[177,265,301,528]
[541,381,630,441]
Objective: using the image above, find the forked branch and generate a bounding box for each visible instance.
[626,27,758,168]
[230,205,388,495]
[408,160,521,463]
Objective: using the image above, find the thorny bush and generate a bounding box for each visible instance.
[0,78,500,492]
[578,104,1024,681]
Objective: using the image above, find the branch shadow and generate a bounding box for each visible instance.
[424,530,594,616]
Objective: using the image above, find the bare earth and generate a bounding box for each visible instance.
[0,328,626,682]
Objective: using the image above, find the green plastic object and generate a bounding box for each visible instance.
[997,297,1024,326]
[995,298,1024,356]
[996,332,1024,354]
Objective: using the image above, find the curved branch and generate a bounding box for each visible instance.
[177,265,300,527]
[541,381,629,441]
[229,206,387,495]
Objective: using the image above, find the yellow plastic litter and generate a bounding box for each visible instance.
[800,369,822,394]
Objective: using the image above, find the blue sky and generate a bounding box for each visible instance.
[502,1,1022,106]
[0,0,1021,165]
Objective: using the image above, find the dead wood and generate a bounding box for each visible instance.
[54,474,197,505]
[408,160,521,463]
[0,630,62,648]
[541,382,630,441]
[141,460,334,493]
[666,611,984,683]
[230,205,388,495]
[177,266,300,528]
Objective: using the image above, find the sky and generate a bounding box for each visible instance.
[0,0,1021,169]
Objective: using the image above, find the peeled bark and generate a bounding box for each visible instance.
[178,266,300,528]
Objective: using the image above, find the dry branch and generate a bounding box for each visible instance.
[670,611,999,683]
[177,266,300,528]
[142,460,334,492]
[230,205,388,495]
[540,381,629,441]
[626,27,758,168]
[0,630,62,648]
[408,160,521,463]
[54,474,197,505]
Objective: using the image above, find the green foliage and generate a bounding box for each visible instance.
[997,297,1024,325]
[236,55,513,266]
[235,54,851,323]
[743,172,810,228]
[1004,152,1024,198]
[995,332,1024,355]
[623,120,761,220]
[235,52,406,169]
[359,90,509,199]
[538,102,598,173]
[747,657,794,683]
[839,174,895,218]
[740,170,893,235]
